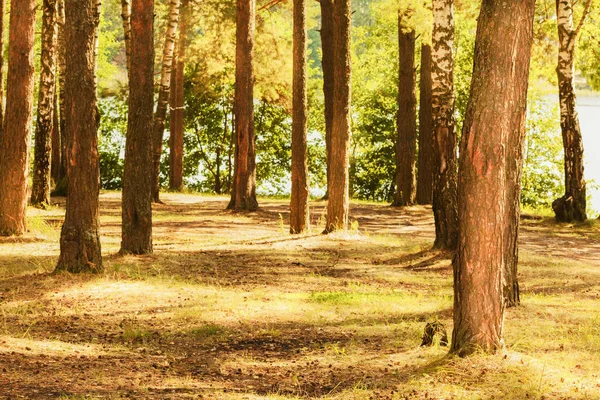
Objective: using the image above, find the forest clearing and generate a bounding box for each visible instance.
[1,193,600,399]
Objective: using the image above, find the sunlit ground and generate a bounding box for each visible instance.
[1,192,600,399]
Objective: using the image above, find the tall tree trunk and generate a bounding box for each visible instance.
[552,0,590,223]
[0,0,6,137]
[392,21,417,207]
[53,0,68,195]
[55,0,103,273]
[319,0,334,200]
[152,0,180,203]
[228,0,258,211]
[121,0,132,74]
[169,0,187,192]
[416,44,434,205]
[31,0,59,208]
[0,0,36,236]
[290,0,309,234]
[325,0,351,232]
[451,0,534,357]
[120,0,154,254]
[431,0,458,250]
[51,90,61,184]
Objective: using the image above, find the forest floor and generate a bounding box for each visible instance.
[1,192,600,399]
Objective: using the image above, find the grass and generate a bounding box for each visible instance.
[0,192,599,398]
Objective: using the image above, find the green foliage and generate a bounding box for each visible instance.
[521,95,564,209]
[98,97,127,190]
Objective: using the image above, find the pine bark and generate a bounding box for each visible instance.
[0,0,5,136]
[431,0,458,250]
[121,0,132,74]
[324,0,351,232]
[120,0,154,254]
[392,21,417,207]
[228,0,258,211]
[0,0,36,236]
[54,0,68,193]
[552,0,587,223]
[416,44,434,205]
[55,0,103,273]
[319,0,334,200]
[169,0,187,192]
[152,0,180,203]
[51,90,61,184]
[451,0,534,356]
[31,0,59,207]
[290,0,309,234]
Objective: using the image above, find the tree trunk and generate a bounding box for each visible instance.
[228,0,258,211]
[152,0,180,203]
[319,0,334,200]
[55,0,103,273]
[552,0,587,223]
[0,0,36,236]
[431,0,458,250]
[51,90,61,184]
[53,0,68,195]
[392,21,417,207]
[120,0,154,255]
[31,0,59,208]
[451,0,534,356]
[290,0,310,234]
[416,44,434,205]
[121,0,131,74]
[169,0,187,192]
[0,0,6,137]
[325,0,351,232]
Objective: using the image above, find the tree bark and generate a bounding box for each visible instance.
[53,0,68,195]
[431,0,458,250]
[290,0,310,234]
[31,0,59,208]
[0,0,36,236]
[120,0,154,255]
[55,0,103,273]
[169,0,187,192]
[228,0,258,211]
[552,0,588,223]
[152,0,180,203]
[416,44,434,205]
[121,0,132,74]
[392,21,417,207]
[319,0,334,200]
[0,0,6,137]
[451,0,534,356]
[324,0,351,232]
[51,90,61,184]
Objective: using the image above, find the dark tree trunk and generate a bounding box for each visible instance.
[120,0,154,255]
[55,0,103,273]
[0,0,36,236]
[416,44,434,205]
[53,0,68,195]
[392,22,417,207]
[152,0,180,202]
[169,0,187,192]
[431,0,458,250]
[319,0,334,200]
[325,0,351,232]
[51,90,61,184]
[31,0,59,208]
[451,0,534,356]
[121,0,131,74]
[552,0,588,223]
[290,0,309,234]
[228,0,258,211]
